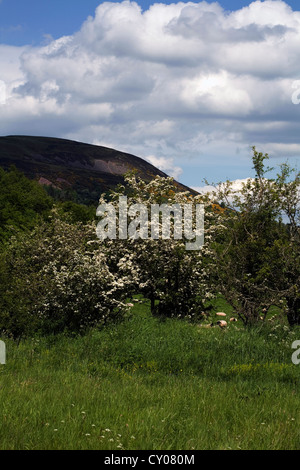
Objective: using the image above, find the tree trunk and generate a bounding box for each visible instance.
[150,291,155,313]
[286,297,300,326]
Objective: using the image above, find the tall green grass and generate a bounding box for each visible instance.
[0,300,299,450]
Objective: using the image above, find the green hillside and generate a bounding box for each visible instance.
[0,135,197,204]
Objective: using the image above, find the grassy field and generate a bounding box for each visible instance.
[0,300,299,450]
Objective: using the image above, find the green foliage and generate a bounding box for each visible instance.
[0,166,53,243]
[57,201,96,224]
[209,147,300,325]
[43,184,79,203]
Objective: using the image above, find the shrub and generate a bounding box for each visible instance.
[0,210,130,338]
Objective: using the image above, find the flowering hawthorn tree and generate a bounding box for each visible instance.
[0,210,131,337]
[98,173,221,320]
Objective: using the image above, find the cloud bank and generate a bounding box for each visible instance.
[1,1,300,183]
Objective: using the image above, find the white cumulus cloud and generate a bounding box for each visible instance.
[1,1,300,185]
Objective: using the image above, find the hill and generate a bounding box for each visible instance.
[0,135,197,204]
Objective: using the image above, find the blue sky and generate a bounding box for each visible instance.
[1,0,300,189]
[1,0,299,45]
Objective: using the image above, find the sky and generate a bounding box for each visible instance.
[1,0,300,191]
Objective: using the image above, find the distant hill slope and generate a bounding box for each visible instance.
[0,135,197,204]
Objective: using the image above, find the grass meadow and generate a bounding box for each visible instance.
[0,299,299,450]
